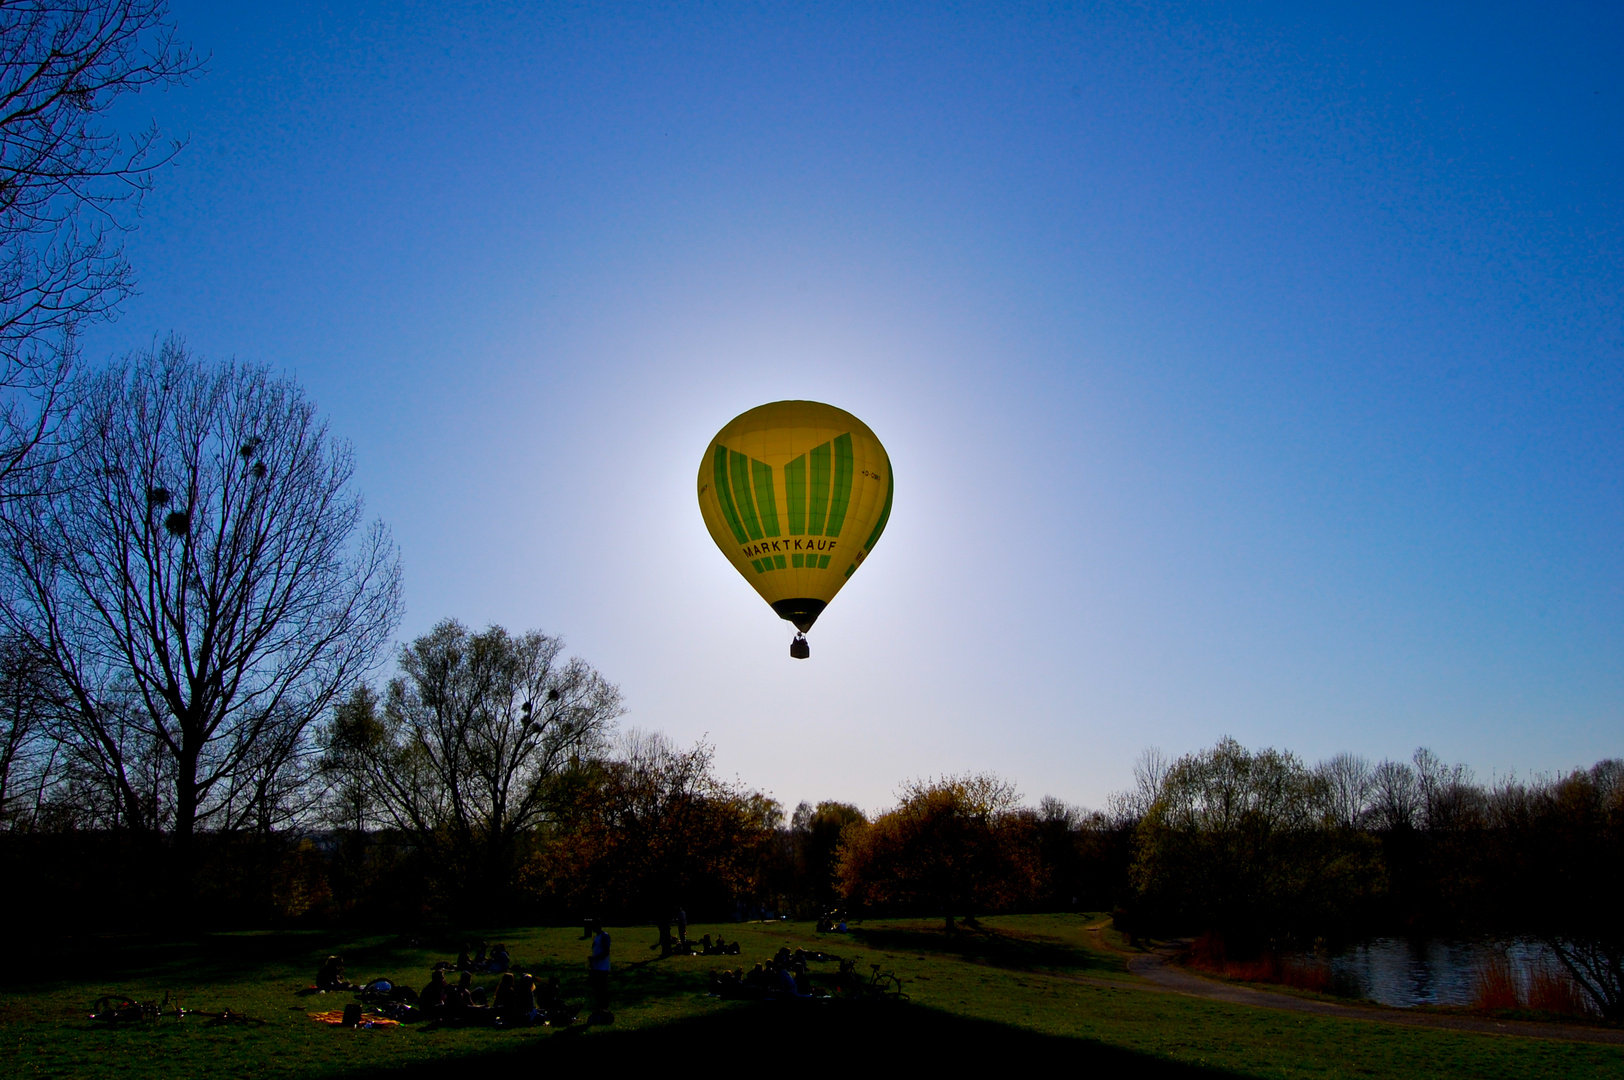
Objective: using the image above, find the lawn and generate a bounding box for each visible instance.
[3,914,1620,1078]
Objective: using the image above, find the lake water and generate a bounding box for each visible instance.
[1309,938,1556,1007]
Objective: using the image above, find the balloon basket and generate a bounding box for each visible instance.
[789,634,810,660]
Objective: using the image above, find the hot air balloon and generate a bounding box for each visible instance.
[697,401,893,658]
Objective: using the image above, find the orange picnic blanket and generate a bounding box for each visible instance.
[309,1010,400,1027]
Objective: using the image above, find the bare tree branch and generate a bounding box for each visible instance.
[0,2,200,497]
[0,338,401,872]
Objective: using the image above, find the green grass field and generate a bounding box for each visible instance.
[4,914,1620,1078]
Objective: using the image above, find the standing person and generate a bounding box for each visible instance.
[676,906,688,945]
[586,919,611,1015]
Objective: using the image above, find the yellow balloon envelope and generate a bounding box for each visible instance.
[698,401,893,645]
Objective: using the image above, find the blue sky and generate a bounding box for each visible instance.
[85,1,1621,813]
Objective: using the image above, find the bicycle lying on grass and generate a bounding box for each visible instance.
[89,992,265,1027]
[833,958,910,1002]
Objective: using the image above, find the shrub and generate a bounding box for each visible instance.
[1470,956,1522,1012]
[1527,961,1594,1017]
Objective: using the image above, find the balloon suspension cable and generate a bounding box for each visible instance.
[789,633,810,660]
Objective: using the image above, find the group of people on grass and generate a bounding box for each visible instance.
[814,911,850,933]
[667,932,740,956]
[708,945,835,1000]
[450,940,511,975]
[308,948,581,1027]
[415,967,574,1026]
[311,917,856,1028]
[654,906,745,957]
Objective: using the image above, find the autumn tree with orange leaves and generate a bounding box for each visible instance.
[838,773,1040,931]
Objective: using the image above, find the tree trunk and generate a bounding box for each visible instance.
[173,743,203,910]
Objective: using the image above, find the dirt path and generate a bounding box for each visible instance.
[1063,925,1624,1047]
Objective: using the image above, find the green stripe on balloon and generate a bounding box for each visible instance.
[784,454,807,535]
[729,449,762,540]
[751,458,780,537]
[825,433,854,536]
[713,445,748,544]
[808,441,830,535]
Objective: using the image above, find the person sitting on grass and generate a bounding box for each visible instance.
[742,963,766,989]
[473,941,488,969]
[487,943,510,973]
[443,972,496,1024]
[316,955,354,992]
[456,944,472,971]
[757,961,777,992]
[419,970,450,1020]
[709,968,746,998]
[455,970,487,1006]
[516,974,541,1023]
[536,975,573,1023]
[492,972,518,1024]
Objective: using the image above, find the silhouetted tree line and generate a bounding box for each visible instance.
[823,740,1623,1019]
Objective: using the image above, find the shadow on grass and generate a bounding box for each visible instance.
[329,1001,1241,1076]
[847,923,1123,976]
[4,930,407,992]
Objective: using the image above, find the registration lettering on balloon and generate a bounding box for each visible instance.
[697,401,893,654]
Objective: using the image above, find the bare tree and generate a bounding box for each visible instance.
[1368,758,1419,832]
[1134,746,1171,810]
[1412,747,1481,831]
[0,632,54,826]
[217,703,322,834]
[1314,752,1374,830]
[0,1,199,493]
[1107,745,1172,824]
[332,619,622,888]
[0,340,401,872]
